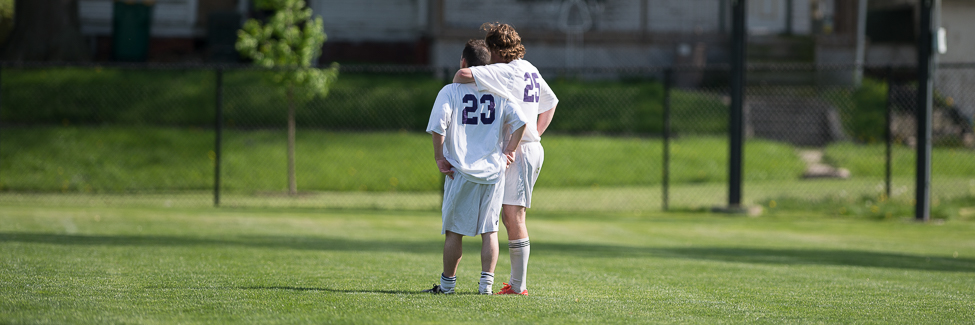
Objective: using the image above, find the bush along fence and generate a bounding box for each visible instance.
[1,62,974,218]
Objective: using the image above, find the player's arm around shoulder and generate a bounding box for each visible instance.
[453,63,511,83]
[455,64,517,102]
[453,68,474,84]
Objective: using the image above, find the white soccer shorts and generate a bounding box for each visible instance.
[503,141,544,208]
[441,173,503,237]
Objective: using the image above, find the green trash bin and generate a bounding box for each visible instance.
[112,0,154,62]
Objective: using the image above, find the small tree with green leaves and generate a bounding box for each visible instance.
[236,0,338,195]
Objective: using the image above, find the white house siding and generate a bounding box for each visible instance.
[442,0,726,33]
[309,0,423,42]
[597,0,642,31]
[527,42,676,68]
[751,0,783,34]
[79,0,200,37]
[442,0,564,30]
[647,0,722,33]
[936,0,975,120]
[434,0,809,70]
[940,0,975,64]
[433,38,680,71]
[791,0,811,34]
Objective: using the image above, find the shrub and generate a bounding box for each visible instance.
[846,78,888,143]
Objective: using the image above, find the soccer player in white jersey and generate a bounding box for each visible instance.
[453,22,559,295]
[423,39,529,295]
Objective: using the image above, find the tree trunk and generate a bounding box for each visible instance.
[1,0,91,61]
[287,85,297,196]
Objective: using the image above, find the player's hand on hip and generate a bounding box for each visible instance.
[503,151,516,166]
[436,158,455,179]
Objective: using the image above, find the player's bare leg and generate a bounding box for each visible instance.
[501,204,528,240]
[479,231,499,294]
[480,231,499,273]
[443,231,463,277]
[500,204,530,294]
[437,231,464,293]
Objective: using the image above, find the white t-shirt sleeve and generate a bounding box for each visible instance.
[536,75,559,114]
[471,64,516,102]
[502,99,528,132]
[425,86,453,135]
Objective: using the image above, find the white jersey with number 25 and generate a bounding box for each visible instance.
[470,59,559,143]
[426,83,528,184]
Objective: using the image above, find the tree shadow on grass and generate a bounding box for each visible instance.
[0,232,440,254]
[237,286,480,295]
[141,285,474,295]
[238,286,418,295]
[3,232,973,273]
[540,242,975,273]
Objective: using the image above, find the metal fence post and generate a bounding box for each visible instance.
[884,65,893,199]
[663,68,673,211]
[785,0,793,36]
[214,68,224,207]
[915,0,937,222]
[728,0,747,208]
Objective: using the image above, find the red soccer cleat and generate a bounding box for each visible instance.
[496,283,528,295]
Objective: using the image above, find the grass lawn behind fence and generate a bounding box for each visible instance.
[4,127,975,216]
[0,127,809,193]
[1,204,974,323]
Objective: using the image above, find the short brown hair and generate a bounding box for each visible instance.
[462,39,491,67]
[481,22,525,62]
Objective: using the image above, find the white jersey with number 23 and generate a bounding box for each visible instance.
[426,83,528,184]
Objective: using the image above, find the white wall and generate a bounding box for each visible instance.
[309,0,425,42]
[745,0,812,35]
[940,0,975,63]
[936,0,975,119]
[443,0,563,30]
[432,38,694,70]
[647,0,723,33]
[442,0,808,35]
[79,0,200,37]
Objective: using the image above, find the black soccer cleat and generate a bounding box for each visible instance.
[422,284,454,294]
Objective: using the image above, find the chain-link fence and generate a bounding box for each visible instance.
[1,63,973,218]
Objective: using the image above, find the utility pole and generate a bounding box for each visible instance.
[915,0,939,222]
[728,0,746,209]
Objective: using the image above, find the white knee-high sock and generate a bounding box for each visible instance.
[440,273,456,293]
[479,272,494,294]
[508,237,530,292]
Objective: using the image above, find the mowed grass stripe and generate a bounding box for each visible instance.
[2,204,974,323]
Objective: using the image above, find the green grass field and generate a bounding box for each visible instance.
[4,127,975,217]
[1,127,809,193]
[9,127,975,193]
[2,203,974,323]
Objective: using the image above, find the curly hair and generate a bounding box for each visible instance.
[481,22,525,62]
